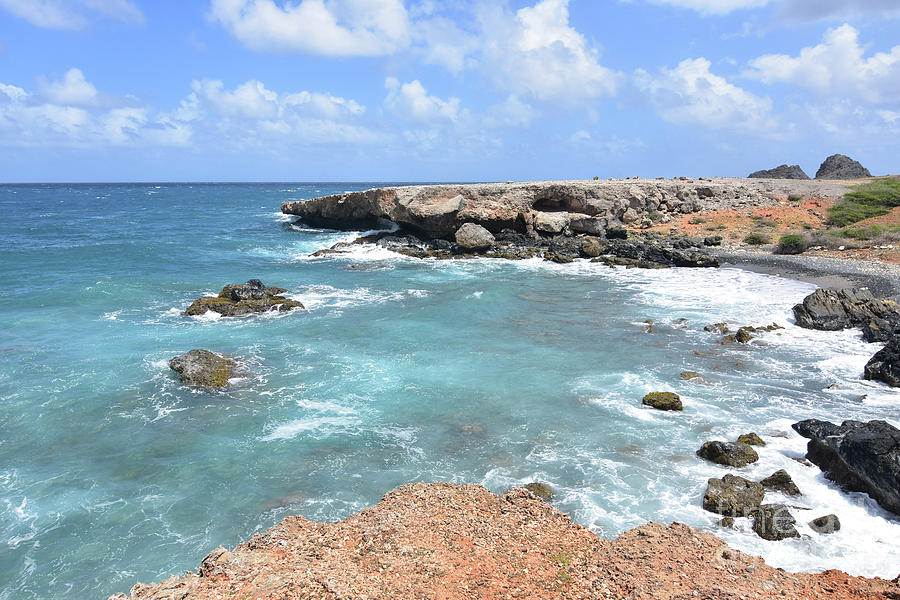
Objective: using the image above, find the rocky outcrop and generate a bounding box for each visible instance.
[182,279,304,317]
[759,469,801,496]
[697,441,759,467]
[109,482,897,600]
[864,336,900,387]
[169,350,237,388]
[793,419,900,516]
[810,514,842,534]
[736,433,765,446]
[753,504,800,540]
[749,165,810,180]
[791,288,900,342]
[523,482,554,501]
[816,154,872,180]
[642,391,683,411]
[702,474,765,516]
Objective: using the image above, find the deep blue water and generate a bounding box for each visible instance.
[1,183,898,599]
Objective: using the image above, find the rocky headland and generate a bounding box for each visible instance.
[109,482,899,600]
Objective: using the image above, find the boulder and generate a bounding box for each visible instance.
[748,165,810,180]
[533,211,570,235]
[702,474,765,516]
[736,433,765,446]
[792,419,900,515]
[680,371,703,381]
[580,236,607,258]
[523,482,554,502]
[735,328,754,343]
[759,470,801,496]
[642,391,683,411]
[809,514,841,534]
[696,441,759,468]
[791,288,900,341]
[183,280,304,317]
[752,504,800,540]
[454,223,495,250]
[864,336,900,387]
[169,350,237,388]
[815,154,872,179]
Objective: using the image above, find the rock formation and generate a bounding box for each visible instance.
[169,350,237,388]
[753,504,800,540]
[749,165,810,180]
[702,474,765,516]
[793,419,900,516]
[759,470,801,496]
[182,279,304,317]
[792,288,900,342]
[642,391,683,411]
[816,154,872,179]
[864,336,900,387]
[697,441,759,467]
[108,482,898,600]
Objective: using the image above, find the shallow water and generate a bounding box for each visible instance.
[1,183,898,599]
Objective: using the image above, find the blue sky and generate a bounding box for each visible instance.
[1,0,898,182]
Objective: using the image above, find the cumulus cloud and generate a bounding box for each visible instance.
[384,77,462,124]
[208,0,410,56]
[475,0,622,105]
[635,58,780,135]
[745,24,900,105]
[39,68,100,107]
[0,0,143,29]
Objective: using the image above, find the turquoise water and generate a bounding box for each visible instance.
[1,183,898,599]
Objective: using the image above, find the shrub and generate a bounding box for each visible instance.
[743,233,770,245]
[839,225,885,241]
[828,178,900,226]
[689,217,706,224]
[828,202,891,227]
[756,219,778,228]
[775,234,808,255]
[801,223,813,230]
[788,195,803,202]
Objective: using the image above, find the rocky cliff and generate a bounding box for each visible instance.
[282,178,855,239]
[110,482,898,600]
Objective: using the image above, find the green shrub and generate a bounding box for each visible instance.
[689,217,706,224]
[801,223,813,230]
[788,195,803,202]
[743,233,770,245]
[775,234,808,255]
[839,225,884,240]
[756,219,778,228]
[828,178,900,226]
[705,224,727,231]
[827,203,891,227]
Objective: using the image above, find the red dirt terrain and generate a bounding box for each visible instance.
[110,482,900,600]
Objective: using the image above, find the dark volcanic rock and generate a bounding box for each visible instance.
[791,288,900,341]
[642,391,683,411]
[169,350,237,388]
[696,441,759,467]
[752,504,800,540]
[864,336,900,387]
[183,280,304,317]
[523,482,554,502]
[809,514,841,534]
[815,154,872,179]
[759,470,801,496]
[748,165,810,180]
[736,433,765,446]
[792,419,900,515]
[702,474,765,516]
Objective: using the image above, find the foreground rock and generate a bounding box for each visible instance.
[793,419,900,515]
[760,469,802,496]
[702,474,765,516]
[642,391,683,411]
[169,350,237,388]
[753,504,800,540]
[182,279,304,317]
[697,440,759,467]
[454,222,495,249]
[109,482,897,600]
[792,288,900,342]
[816,154,872,179]
[864,336,900,387]
[749,164,810,180]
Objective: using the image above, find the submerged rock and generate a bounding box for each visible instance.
[703,474,765,516]
[864,336,900,387]
[752,504,800,540]
[642,391,683,411]
[793,419,900,515]
[792,288,900,342]
[169,350,237,388]
[696,441,759,468]
[759,470,801,496]
[680,371,703,381]
[736,433,765,446]
[748,165,810,180]
[183,279,304,317]
[815,154,872,179]
[523,482,554,502]
[809,514,841,534]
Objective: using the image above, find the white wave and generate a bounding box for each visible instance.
[260,416,361,441]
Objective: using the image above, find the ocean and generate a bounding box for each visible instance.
[1,183,898,599]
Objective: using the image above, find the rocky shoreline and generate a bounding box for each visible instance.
[110,482,898,600]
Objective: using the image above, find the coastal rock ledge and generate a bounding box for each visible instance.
[109,482,898,600]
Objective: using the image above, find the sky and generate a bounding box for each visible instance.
[0,0,898,182]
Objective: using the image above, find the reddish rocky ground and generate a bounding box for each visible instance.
[111,482,899,600]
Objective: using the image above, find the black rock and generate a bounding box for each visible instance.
[696,441,759,468]
[182,280,304,317]
[748,164,810,180]
[759,469,801,496]
[752,504,800,540]
[791,288,900,341]
[809,514,841,534]
[702,474,765,516]
[815,154,872,179]
[703,235,723,247]
[792,419,900,515]
[864,336,900,387]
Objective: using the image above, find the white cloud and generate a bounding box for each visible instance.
[483,95,537,129]
[40,68,99,107]
[777,0,900,21]
[745,24,900,105]
[476,0,622,105]
[208,0,410,56]
[384,77,461,123]
[638,0,770,16]
[0,0,143,29]
[635,58,780,135]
